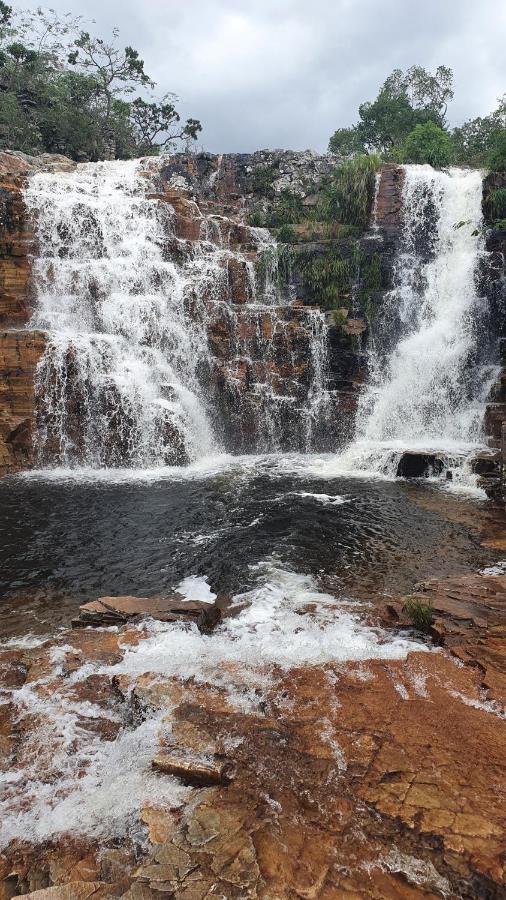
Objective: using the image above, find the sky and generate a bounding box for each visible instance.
[21,0,506,153]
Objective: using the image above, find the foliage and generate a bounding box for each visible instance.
[293,246,351,309]
[489,188,506,218]
[487,128,506,172]
[129,96,201,154]
[275,223,296,242]
[247,208,266,227]
[328,126,363,157]
[403,597,433,633]
[329,66,453,155]
[0,5,201,160]
[332,307,349,329]
[247,190,304,232]
[319,154,380,230]
[252,164,277,196]
[268,189,304,226]
[452,96,505,167]
[401,121,453,167]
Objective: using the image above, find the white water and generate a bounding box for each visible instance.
[25,158,330,467]
[339,165,497,480]
[0,559,424,848]
[27,159,218,466]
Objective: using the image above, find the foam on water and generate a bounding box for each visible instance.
[175,574,217,603]
[0,560,426,848]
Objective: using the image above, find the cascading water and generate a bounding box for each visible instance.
[27,159,217,467]
[25,158,331,467]
[341,164,498,478]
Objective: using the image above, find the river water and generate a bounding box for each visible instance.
[0,455,501,641]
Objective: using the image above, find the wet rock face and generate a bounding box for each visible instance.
[0,149,367,472]
[0,153,34,330]
[480,172,506,499]
[396,451,445,478]
[0,329,46,475]
[374,163,405,238]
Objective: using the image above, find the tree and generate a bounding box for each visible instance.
[129,95,202,154]
[0,7,202,160]
[452,97,506,167]
[328,126,362,156]
[402,122,453,167]
[67,30,153,157]
[329,66,454,156]
[488,129,506,172]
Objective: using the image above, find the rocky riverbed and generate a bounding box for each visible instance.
[0,558,505,899]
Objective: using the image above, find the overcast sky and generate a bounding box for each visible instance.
[21,0,506,152]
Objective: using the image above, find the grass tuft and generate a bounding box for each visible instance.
[403,597,433,633]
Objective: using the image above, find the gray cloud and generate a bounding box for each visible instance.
[19,0,506,151]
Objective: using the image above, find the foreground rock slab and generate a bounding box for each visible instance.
[1,575,505,898]
[73,595,221,633]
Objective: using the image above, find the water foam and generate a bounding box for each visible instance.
[0,560,425,848]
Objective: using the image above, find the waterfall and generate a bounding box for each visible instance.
[25,158,331,467]
[343,164,498,476]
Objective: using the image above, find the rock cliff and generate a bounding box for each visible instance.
[0,150,504,479]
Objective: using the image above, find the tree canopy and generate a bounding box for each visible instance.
[328,67,505,171]
[402,122,453,167]
[329,66,453,156]
[0,4,202,160]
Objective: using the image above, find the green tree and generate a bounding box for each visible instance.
[0,6,202,160]
[402,121,453,167]
[130,95,202,154]
[452,97,506,166]
[488,130,506,171]
[67,30,153,157]
[329,66,454,155]
[328,126,362,156]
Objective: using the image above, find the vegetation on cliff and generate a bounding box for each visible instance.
[0,3,201,160]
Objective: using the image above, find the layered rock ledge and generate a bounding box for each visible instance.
[0,573,505,898]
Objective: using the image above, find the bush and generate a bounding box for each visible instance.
[293,247,351,309]
[402,121,453,167]
[487,130,506,171]
[247,208,266,227]
[489,187,506,219]
[403,597,433,632]
[319,154,381,230]
[252,164,277,197]
[268,190,304,227]
[275,224,296,243]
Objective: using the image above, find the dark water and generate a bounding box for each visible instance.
[0,458,500,639]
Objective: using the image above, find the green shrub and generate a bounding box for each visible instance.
[401,121,453,167]
[268,190,304,227]
[489,187,506,219]
[403,597,433,633]
[487,130,506,172]
[247,208,266,227]
[252,164,277,196]
[293,247,351,308]
[318,154,381,231]
[333,307,349,329]
[275,224,296,243]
